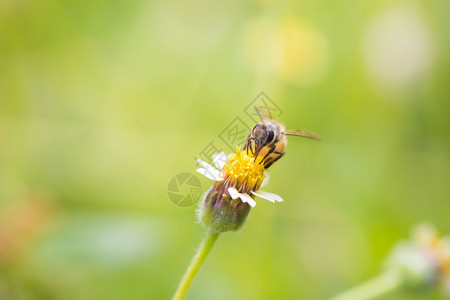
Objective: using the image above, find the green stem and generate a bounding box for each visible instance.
[173,231,220,300]
[331,271,403,300]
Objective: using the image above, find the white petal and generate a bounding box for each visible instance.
[228,188,256,207]
[239,193,256,207]
[251,190,283,203]
[251,191,274,203]
[196,159,217,171]
[227,187,240,199]
[212,152,228,170]
[196,168,222,181]
[261,172,270,187]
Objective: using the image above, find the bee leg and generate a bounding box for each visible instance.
[260,144,276,165]
[244,139,250,154]
[246,137,256,155]
[264,150,284,169]
[244,135,250,154]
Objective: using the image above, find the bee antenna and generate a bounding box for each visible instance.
[254,106,266,121]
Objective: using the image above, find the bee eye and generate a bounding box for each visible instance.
[251,125,259,135]
[267,129,275,143]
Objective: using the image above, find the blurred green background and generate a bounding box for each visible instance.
[0,0,449,299]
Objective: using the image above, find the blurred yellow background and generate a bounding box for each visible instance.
[0,0,449,299]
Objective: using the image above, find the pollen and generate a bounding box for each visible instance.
[222,148,265,193]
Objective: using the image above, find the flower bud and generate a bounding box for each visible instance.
[198,181,251,233]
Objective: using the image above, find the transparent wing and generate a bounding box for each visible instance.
[283,129,322,141]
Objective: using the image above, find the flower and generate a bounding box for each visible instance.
[386,223,450,295]
[196,148,283,233]
[197,149,283,207]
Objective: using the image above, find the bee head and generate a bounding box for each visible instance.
[252,123,274,146]
[250,120,282,157]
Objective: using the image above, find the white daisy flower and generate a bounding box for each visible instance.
[386,224,450,295]
[196,149,283,208]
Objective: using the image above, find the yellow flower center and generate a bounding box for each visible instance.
[222,148,265,193]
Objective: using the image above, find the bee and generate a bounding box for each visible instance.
[244,108,322,169]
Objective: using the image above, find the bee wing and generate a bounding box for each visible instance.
[284,129,322,141]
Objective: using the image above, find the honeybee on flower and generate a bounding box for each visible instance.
[196,109,321,233]
[174,108,321,300]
